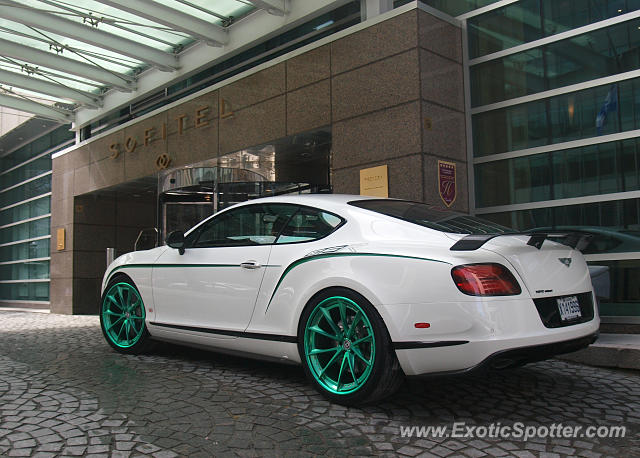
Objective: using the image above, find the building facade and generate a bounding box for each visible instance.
[0,0,638,326]
[430,0,640,326]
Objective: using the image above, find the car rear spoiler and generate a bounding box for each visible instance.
[450,232,593,251]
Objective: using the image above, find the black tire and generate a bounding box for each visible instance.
[99,274,154,354]
[297,287,404,405]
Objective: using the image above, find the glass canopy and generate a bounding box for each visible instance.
[0,0,259,121]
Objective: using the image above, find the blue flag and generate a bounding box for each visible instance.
[596,85,618,135]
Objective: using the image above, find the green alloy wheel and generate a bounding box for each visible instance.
[100,277,151,353]
[304,296,375,394]
[299,289,404,405]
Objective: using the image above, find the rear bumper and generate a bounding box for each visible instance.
[394,318,600,376]
[469,331,598,371]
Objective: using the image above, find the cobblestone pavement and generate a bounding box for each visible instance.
[0,310,639,458]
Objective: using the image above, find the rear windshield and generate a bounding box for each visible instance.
[349,199,513,235]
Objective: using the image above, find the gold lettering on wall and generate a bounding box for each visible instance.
[103,101,219,166]
[109,143,120,159]
[124,136,137,153]
[144,128,155,146]
[156,153,172,169]
[175,114,187,135]
[220,99,234,119]
[195,106,209,128]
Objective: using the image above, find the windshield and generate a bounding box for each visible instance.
[349,199,514,235]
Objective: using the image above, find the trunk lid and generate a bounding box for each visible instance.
[477,235,592,297]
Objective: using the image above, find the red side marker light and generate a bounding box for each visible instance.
[414,322,430,328]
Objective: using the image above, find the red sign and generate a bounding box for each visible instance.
[438,160,456,207]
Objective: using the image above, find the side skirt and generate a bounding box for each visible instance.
[149,321,297,343]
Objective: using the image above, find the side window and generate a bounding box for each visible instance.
[276,207,343,244]
[189,204,296,248]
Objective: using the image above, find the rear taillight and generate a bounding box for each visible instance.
[451,263,521,296]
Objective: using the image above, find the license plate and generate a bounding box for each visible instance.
[557,295,582,321]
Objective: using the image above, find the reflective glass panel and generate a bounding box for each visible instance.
[0,238,50,262]
[473,77,640,157]
[471,19,640,106]
[0,155,51,190]
[0,217,50,245]
[475,138,640,206]
[587,259,640,317]
[0,282,49,302]
[0,260,49,280]
[0,196,50,224]
[0,174,51,208]
[468,0,640,59]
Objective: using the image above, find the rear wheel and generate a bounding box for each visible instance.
[298,288,404,405]
[100,275,153,354]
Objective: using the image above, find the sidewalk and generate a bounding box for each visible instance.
[558,333,640,370]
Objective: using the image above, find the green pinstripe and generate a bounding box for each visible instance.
[105,263,281,286]
[266,252,450,309]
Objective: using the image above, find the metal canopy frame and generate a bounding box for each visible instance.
[2,0,178,71]
[98,0,229,46]
[0,0,350,124]
[0,92,71,122]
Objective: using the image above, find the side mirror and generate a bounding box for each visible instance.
[166,230,186,255]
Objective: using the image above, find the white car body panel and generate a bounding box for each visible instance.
[152,245,271,332]
[101,194,600,376]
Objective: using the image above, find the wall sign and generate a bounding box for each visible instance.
[360,165,388,198]
[155,153,172,170]
[56,228,65,251]
[438,160,456,207]
[108,105,211,162]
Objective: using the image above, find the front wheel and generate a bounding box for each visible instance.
[298,288,404,405]
[100,275,153,354]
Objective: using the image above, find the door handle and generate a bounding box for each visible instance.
[240,260,261,269]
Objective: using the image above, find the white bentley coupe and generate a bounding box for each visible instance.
[100,195,599,404]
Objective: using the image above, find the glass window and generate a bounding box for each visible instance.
[475,138,640,207]
[0,125,72,171]
[0,282,49,302]
[0,260,49,280]
[471,19,640,107]
[0,155,51,190]
[276,207,343,244]
[188,204,297,248]
[479,199,640,255]
[0,217,50,245]
[0,174,51,208]
[0,238,50,263]
[588,259,640,317]
[468,0,640,59]
[473,77,640,157]
[349,199,513,234]
[0,282,49,301]
[0,196,50,223]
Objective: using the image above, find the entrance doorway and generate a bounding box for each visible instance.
[157,128,331,241]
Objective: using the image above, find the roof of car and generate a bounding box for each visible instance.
[236,194,380,211]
